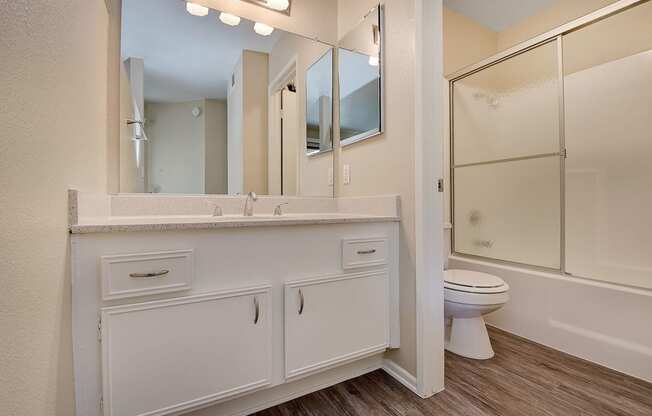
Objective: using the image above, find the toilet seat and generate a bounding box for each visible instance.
[444,269,509,294]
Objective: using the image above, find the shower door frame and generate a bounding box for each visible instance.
[447,0,650,275]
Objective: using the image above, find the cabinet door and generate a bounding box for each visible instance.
[284,270,389,380]
[101,286,272,416]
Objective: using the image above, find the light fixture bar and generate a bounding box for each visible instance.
[241,0,292,16]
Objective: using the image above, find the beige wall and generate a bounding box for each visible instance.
[242,51,269,195]
[443,7,497,76]
[0,1,110,415]
[204,99,228,194]
[145,100,206,194]
[337,0,418,376]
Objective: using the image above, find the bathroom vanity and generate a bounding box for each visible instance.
[70,191,400,416]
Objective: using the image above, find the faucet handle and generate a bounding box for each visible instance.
[248,191,258,201]
[213,205,223,216]
[274,202,289,216]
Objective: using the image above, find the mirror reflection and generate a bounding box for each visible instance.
[306,50,333,155]
[338,5,383,146]
[120,0,334,196]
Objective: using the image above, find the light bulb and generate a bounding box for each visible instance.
[219,12,241,26]
[254,22,274,36]
[368,55,379,66]
[186,2,209,16]
[267,0,290,11]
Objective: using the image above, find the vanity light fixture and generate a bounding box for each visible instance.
[368,55,379,66]
[266,0,290,11]
[219,12,241,26]
[254,22,274,36]
[186,2,209,16]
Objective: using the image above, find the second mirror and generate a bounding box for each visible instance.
[338,5,384,146]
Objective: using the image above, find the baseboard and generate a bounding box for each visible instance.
[381,359,418,395]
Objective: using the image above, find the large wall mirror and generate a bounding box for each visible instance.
[119,0,335,197]
[338,5,384,146]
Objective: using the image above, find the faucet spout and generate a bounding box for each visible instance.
[243,192,258,216]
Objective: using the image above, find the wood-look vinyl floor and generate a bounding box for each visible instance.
[254,327,652,416]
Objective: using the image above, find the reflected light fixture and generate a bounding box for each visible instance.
[266,0,290,10]
[219,12,241,26]
[368,55,379,67]
[254,22,274,36]
[186,2,209,16]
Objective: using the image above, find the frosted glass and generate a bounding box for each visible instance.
[563,2,652,289]
[453,41,560,166]
[454,157,561,269]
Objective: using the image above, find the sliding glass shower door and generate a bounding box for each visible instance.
[451,0,652,289]
[451,40,562,269]
[563,1,652,289]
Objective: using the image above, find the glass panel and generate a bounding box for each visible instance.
[563,1,652,289]
[453,40,560,166]
[454,157,561,269]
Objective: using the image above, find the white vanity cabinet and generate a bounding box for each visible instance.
[72,221,399,416]
[100,287,272,416]
[284,270,389,380]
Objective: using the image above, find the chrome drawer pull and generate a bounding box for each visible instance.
[129,270,170,279]
[253,296,260,324]
[357,249,377,255]
[298,289,304,315]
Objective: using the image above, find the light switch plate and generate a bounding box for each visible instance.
[343,164,351,185]
[328,168,334,186]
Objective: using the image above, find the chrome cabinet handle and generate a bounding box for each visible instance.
[357,249,376,255]
[253,296,260,325]
[129,270,170,278]
[298,289,304,315]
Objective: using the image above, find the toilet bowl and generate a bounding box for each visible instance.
[444,269,509,360]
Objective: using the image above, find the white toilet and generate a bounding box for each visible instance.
[444,269,509,360]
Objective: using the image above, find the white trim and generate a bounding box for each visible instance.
[285,344,388,381]
[382,359,418,394]
[414,0,446,398]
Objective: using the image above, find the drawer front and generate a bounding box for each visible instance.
[342,238,388,269]
[101,250,193,300]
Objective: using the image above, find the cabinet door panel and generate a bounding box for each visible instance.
[101,286,272,416]
[284,270,389,380]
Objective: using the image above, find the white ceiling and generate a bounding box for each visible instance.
[122,0,280,102]
[443,0,556,32]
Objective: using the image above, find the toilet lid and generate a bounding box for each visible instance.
[444,269,508,294]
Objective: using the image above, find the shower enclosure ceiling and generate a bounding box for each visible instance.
[449,0,652,289]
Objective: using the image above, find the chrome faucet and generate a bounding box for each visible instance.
[273,202,289,216]
[243,192,258,216]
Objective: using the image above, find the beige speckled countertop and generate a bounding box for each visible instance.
[70,213,400,234]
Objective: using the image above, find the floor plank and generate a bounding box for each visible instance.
[254,327,652,416]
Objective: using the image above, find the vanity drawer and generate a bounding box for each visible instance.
[342,238,388,269]
[100,250,194,300]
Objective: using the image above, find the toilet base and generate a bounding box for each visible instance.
[445,316,494,360]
